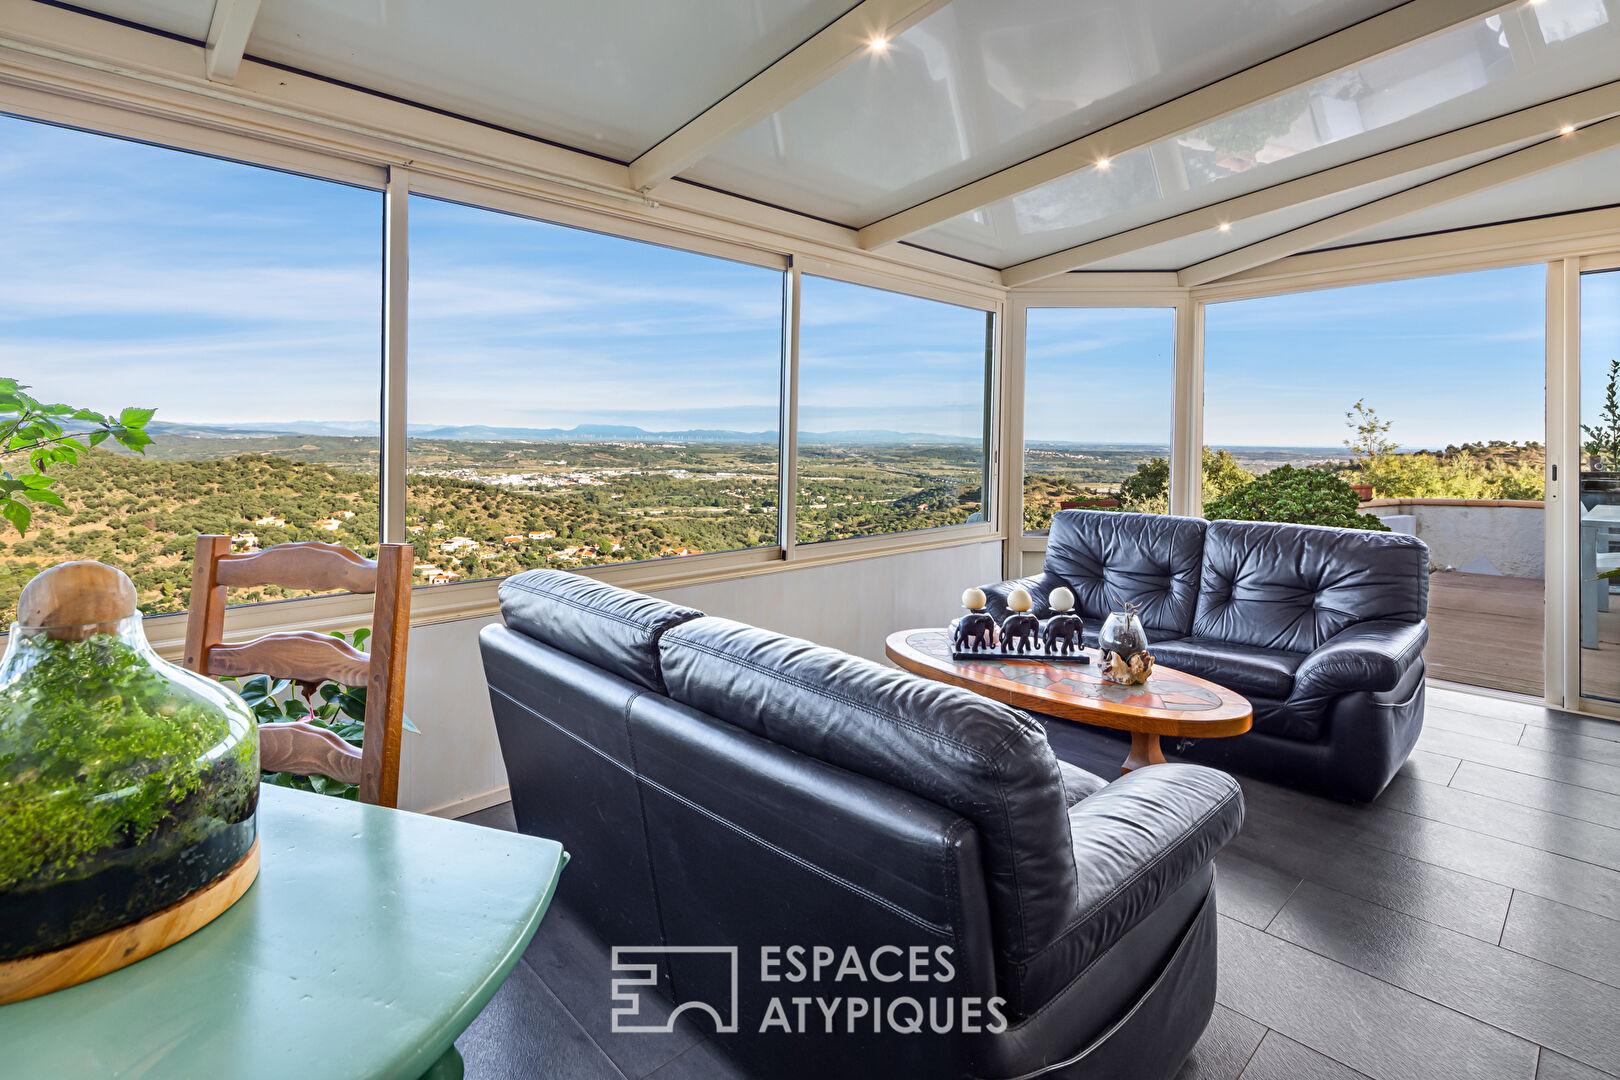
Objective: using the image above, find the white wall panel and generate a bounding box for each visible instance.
[400,540,1003,814]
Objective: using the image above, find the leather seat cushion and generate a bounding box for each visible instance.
[1195,519,1429,654]
[1057,759,1107,807]
[1043,510,1207,639]
[657,616,1081,989]
[1149,637,1304,700]
[498,568,703,693]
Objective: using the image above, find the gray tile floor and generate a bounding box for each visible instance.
[454,684,1620,1080]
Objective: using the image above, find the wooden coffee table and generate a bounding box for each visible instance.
[885,628,1253,774]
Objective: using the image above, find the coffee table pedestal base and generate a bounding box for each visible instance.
[1122,732,1168,774]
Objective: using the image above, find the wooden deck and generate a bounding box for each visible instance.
[1425,571,1620,701]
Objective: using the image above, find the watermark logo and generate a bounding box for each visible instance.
[611,946,740,1034]
[610,945,1006,1036]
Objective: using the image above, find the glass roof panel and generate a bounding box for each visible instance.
[62,0,216,40]
[682,0,1410,225]
[1315,141,1620,249]
[243,0,857,162]
[911,5,1620,266]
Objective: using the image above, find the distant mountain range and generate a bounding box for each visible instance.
[142,421,982,445]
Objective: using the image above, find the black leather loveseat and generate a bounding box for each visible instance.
[985,510,1430,802]
[481,568,1243,1080]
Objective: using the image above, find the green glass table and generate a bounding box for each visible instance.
[0,783,567,1080]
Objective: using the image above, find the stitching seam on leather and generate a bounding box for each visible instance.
[491,684,950,937]
[1022,782,1239,968]
[657,635,1037,951]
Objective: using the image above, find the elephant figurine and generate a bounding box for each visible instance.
[1041,586,1084,656]
[954,587,997,652]
[1001,586,1040,655]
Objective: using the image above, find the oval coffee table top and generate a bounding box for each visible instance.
[885,628,1253,738]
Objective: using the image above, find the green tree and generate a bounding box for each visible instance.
[1202,447,1254,501]
[1344,398,1397,463]
[1119,457,1169,511]
[1583,358,1620,469]
[1205,466,1389,531]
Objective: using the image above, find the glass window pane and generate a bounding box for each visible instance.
[795,276,991,544]
[1580,268,1620,703]
[406,196,783,583]
[1022,308,1174,532]
[0,114,383,620]
[1203,265,1545,698]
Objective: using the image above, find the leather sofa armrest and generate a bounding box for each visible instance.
[981,572,1067,620]
[1290,619,1429,711]
[1015,765,1242,1011]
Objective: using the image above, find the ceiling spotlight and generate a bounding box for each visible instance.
[869,35,889,51]
[1561,124,1577,134]
[1218,222,1232,232]
[1097,157,1111,170]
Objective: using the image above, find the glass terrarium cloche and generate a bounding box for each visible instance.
[0,561,258,999]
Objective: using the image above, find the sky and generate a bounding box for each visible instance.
[2,111,1615,449]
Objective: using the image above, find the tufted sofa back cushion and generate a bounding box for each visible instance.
[1194,520,1429,654]
[1044,511,1207,639]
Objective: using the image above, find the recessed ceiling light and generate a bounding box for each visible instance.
[1097,157,1111,170]
[1219,222,1232,232]
[1561,124,1577,134]
[869,35,889,51]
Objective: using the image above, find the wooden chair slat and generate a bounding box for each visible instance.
[185,536,413,807]
[258,721,364,785]
[206,631,371,687]
[215,542,378,594]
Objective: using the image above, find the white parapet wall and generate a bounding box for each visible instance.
[1359,499,1544,578]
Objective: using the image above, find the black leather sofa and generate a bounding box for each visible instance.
[986,510,1430,802]
[481,568,1243,1080]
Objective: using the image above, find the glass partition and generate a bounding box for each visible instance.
[406,196,784,584]
[0,113,383,620]
[1022,308,1174,532]
[1580,268,1620,703]
[795,275,992,544]
[1205,265,1546,696]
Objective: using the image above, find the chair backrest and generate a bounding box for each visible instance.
[183,537,414,807]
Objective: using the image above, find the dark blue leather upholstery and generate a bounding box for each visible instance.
[484,574,1244,1079]
[990,512,1206,639]
[1194,520,1428,654]
[990,511,1431,801]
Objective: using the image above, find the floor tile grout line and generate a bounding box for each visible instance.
[1243,894,1605,1073]
[1261,879,1304,934]
[1368,787,1620,874]
[1396,769,1620,836]
[1416,737,1620,797]
[1231,1025,1271,1079]
[520,953,640,1080]
[1500,890,1514,947]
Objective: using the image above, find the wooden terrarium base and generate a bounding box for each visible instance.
[0,839,259,1006]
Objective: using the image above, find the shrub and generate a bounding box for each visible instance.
[1204,465,1389,531]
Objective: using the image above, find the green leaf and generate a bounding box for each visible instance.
[0,499,30,535]
[118,406,156,429]
[19,490,64,508]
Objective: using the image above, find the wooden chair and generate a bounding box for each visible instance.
[183,537,414,807]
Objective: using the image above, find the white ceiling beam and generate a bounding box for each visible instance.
[204,0,260,84]
[1003,80,1620,287]
[628,0,949,192]
[857,0,1516,249]
[1177,114,1620,287]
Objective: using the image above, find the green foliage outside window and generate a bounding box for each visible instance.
[1583,358,1620,470]
[1204,466,1390,531]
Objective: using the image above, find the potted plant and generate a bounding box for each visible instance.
[1584,359,1620,496]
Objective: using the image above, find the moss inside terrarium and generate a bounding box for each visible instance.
[0,630,258,959]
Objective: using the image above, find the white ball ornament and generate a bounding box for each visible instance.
[1049,586,1075,613]
[962,587,987,611]
[1007,586,1033,613]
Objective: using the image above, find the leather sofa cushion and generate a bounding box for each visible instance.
[498,568,703,693]
[1057,759,1107,807]
[1148,637,1303,700]
[1042,511,1207,639]
[1195,519,1429,654]
[657,615,1080,1007]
